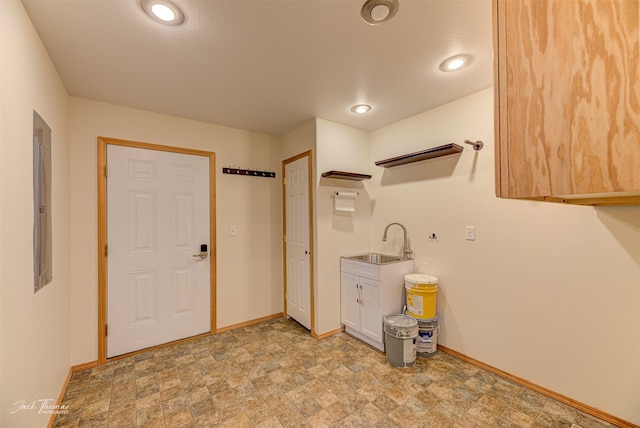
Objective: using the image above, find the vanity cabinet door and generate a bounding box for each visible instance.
[360,278,383,343]
[340,272,360,331]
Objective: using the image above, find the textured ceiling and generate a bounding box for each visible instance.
[23,0,493,136]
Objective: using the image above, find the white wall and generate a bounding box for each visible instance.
[69,98,282,364]
[314,119,372,334]
[0,1,71,426]
[280,119,316,163]
[369,88,640,424]
[280,118,373,335]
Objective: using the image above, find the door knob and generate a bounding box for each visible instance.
[193,244,208,260]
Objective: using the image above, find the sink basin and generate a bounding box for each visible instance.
[346,253,403,264]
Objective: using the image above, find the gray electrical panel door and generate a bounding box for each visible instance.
[33,111,52,292]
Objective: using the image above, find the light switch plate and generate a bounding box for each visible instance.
[229,225,237,237]
[465,226,475,241]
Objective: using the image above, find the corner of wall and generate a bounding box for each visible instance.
[1,1,71,426]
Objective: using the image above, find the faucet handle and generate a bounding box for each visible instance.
[404,240,413,259]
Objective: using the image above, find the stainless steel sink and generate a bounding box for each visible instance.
[346,253,403,264]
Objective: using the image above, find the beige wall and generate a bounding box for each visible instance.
[2,3,638,424]
[280,119,316,163]
[314,119,373,334]
[0,1,71,426]
[280,118,373,335]
[369,88,640,424]
[68,98,282,364]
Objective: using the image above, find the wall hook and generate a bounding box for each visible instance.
[223,167,276,178]
[464,140,484,151]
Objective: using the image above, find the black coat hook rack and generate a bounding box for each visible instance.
[223,167,276,178]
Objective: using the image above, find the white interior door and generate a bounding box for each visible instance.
[285,156,311,329]
[107,145,210,358]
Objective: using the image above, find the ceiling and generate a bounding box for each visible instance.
[23,0,493,137]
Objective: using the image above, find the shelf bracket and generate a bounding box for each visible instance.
[464,140,484,151]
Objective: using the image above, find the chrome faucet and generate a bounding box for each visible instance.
[382,222,413,260]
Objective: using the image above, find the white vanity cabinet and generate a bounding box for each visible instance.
[340,257,414,351]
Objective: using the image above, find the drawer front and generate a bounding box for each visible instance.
[340,258,382,281]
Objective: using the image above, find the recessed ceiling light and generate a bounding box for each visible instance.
[152,4,175,21]
[439,54,473,72]
[140,0,185,25]
[351,104,372,114]
[361,0,399,25]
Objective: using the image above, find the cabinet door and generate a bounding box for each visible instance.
[360,278,383,343]
[340,272,360,331]
[494,0,640,205]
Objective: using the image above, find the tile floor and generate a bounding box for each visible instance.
[53,318,617,428]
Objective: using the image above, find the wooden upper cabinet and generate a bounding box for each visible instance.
[493,0,640,205]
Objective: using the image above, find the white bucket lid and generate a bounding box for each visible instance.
[384,314,418,338]
[405,273,438,285]
[416,314,439,324]
[384,314,417,328]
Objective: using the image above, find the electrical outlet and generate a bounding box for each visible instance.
[465,226,475,241]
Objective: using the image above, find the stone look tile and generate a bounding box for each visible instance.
[187,386,211,405]
[573,412,617,428]
[338,412,365,427]
[245,403,274,425]
[385,385,413,405]
[388,404,419,426]
[162,394,188,417]
[193,410,222,427]
[477,393,509,413]
[108,401,135,422]
[135,376,160,399]
[315,391,340,409]
[432,398,469,420]
[357,402,384,425]
[255,416,284,428]
[324,401,353,423]
[224,411,254,428]
[495,406,536,428]
[461,401,503,427]
[79,397,110,419]
[306,409,334,427]
[78,410,109,428]
[52,318,617,428]
[403,396,432,417]
[135,405,164,428]
[273,406,305,427]
[191,397,217,419]
[160,383,185,402]
[107,418,135,428]
[510,395,546,419]
[165,407,193,427]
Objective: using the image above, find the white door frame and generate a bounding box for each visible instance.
[282,151,314,336]
[97,137,216,365]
